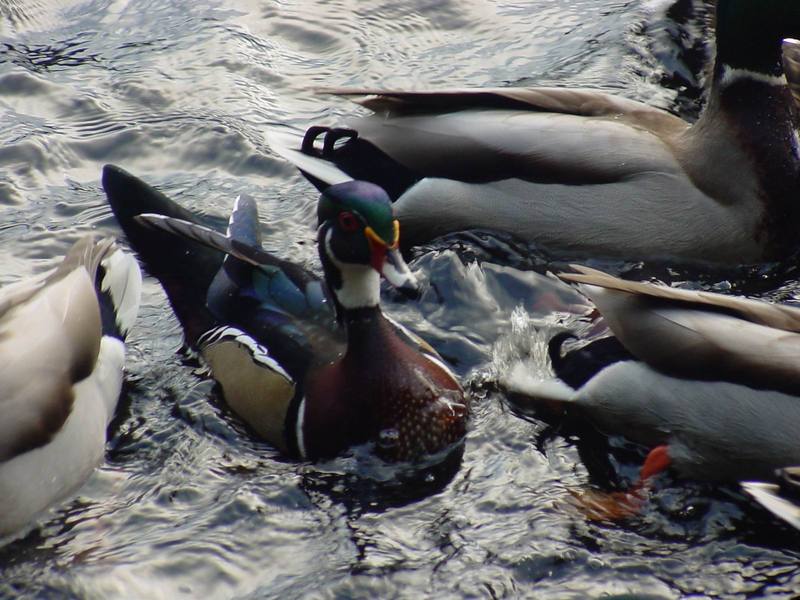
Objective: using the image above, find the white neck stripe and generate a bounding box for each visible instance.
[719,65,787,88]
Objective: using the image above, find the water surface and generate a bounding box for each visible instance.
[1,0,799,598]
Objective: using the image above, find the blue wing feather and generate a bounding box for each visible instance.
[135,204,343,376]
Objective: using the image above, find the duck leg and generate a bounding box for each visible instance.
[569,445,672,521]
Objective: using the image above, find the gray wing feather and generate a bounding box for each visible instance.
[136,214,264,267]
[561,264,800,332]
[344,108,684,186]
[560,266,800,391]
[323,87,684,131]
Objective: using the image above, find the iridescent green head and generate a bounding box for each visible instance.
[716,0,800,76]
[317,181,417,308]
[318,181,398,248]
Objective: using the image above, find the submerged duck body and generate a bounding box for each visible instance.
[102,165,468,462]
[507,265,800,483]
[0,235,141,537]
[273,0,800,263]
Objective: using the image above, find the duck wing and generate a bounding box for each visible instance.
[561,264,800,331]
[559,265,800,393]
[0,236,137,462]
[136,209,343,378]
[307,88,688,188]
[325,87,684,132]
[104,165,342,368]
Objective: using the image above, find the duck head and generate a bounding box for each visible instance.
[716,0,800,79]
[317,181,418,311]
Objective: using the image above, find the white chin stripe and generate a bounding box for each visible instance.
[719,65,787,88]
[324,229,380,309]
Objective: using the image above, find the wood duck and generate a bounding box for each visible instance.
[743,466,800,531]
[0,235,141,537]
[271,0,800,264]
[101,165,468,462]
[504,264,800,519]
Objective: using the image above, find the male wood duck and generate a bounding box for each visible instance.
[101,165,468,463]
[0,235,141,537]
[505,264,800,516]
[743,467,800,531]
[271,0,800,264]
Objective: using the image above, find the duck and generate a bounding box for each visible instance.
[270,0,800,264]
[743,466,800,531]
[101,164,468,463]
[505,263,800,493]
[0,235,141,537]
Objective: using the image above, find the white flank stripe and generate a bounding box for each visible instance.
[295,397,307,459]
[385,315,459,382]
[421,351,458,382]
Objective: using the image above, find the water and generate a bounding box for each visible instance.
[1,0,799,597]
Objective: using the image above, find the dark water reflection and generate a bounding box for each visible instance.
[1,0,800,597]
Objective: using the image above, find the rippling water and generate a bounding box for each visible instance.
[2,0,800,597]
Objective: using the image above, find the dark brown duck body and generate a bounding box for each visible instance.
[302,307,467,462]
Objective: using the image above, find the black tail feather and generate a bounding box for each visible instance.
[102,164,221,345]
[299,127,420,201]
[548,331,634,390]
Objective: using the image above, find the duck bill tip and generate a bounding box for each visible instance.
[379,247,420,298]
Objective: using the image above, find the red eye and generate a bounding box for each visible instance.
[338,211,360,232]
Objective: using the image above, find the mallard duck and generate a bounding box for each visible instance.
[506,264,800,485]
[101,165,468,462]
[743,466,800,531]
[0,235,141,537]
[271,0,800,264]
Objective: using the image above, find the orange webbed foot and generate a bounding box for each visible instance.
[568,445,672,522]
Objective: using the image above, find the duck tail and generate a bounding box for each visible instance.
[52,235,142,341]
[101,164,222,345]
[549,330,634,389]
[502,333,577,419]
[268,128,419,202]
[267,129,353,191]
[94,240,142,341]
[502,362,576,411]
